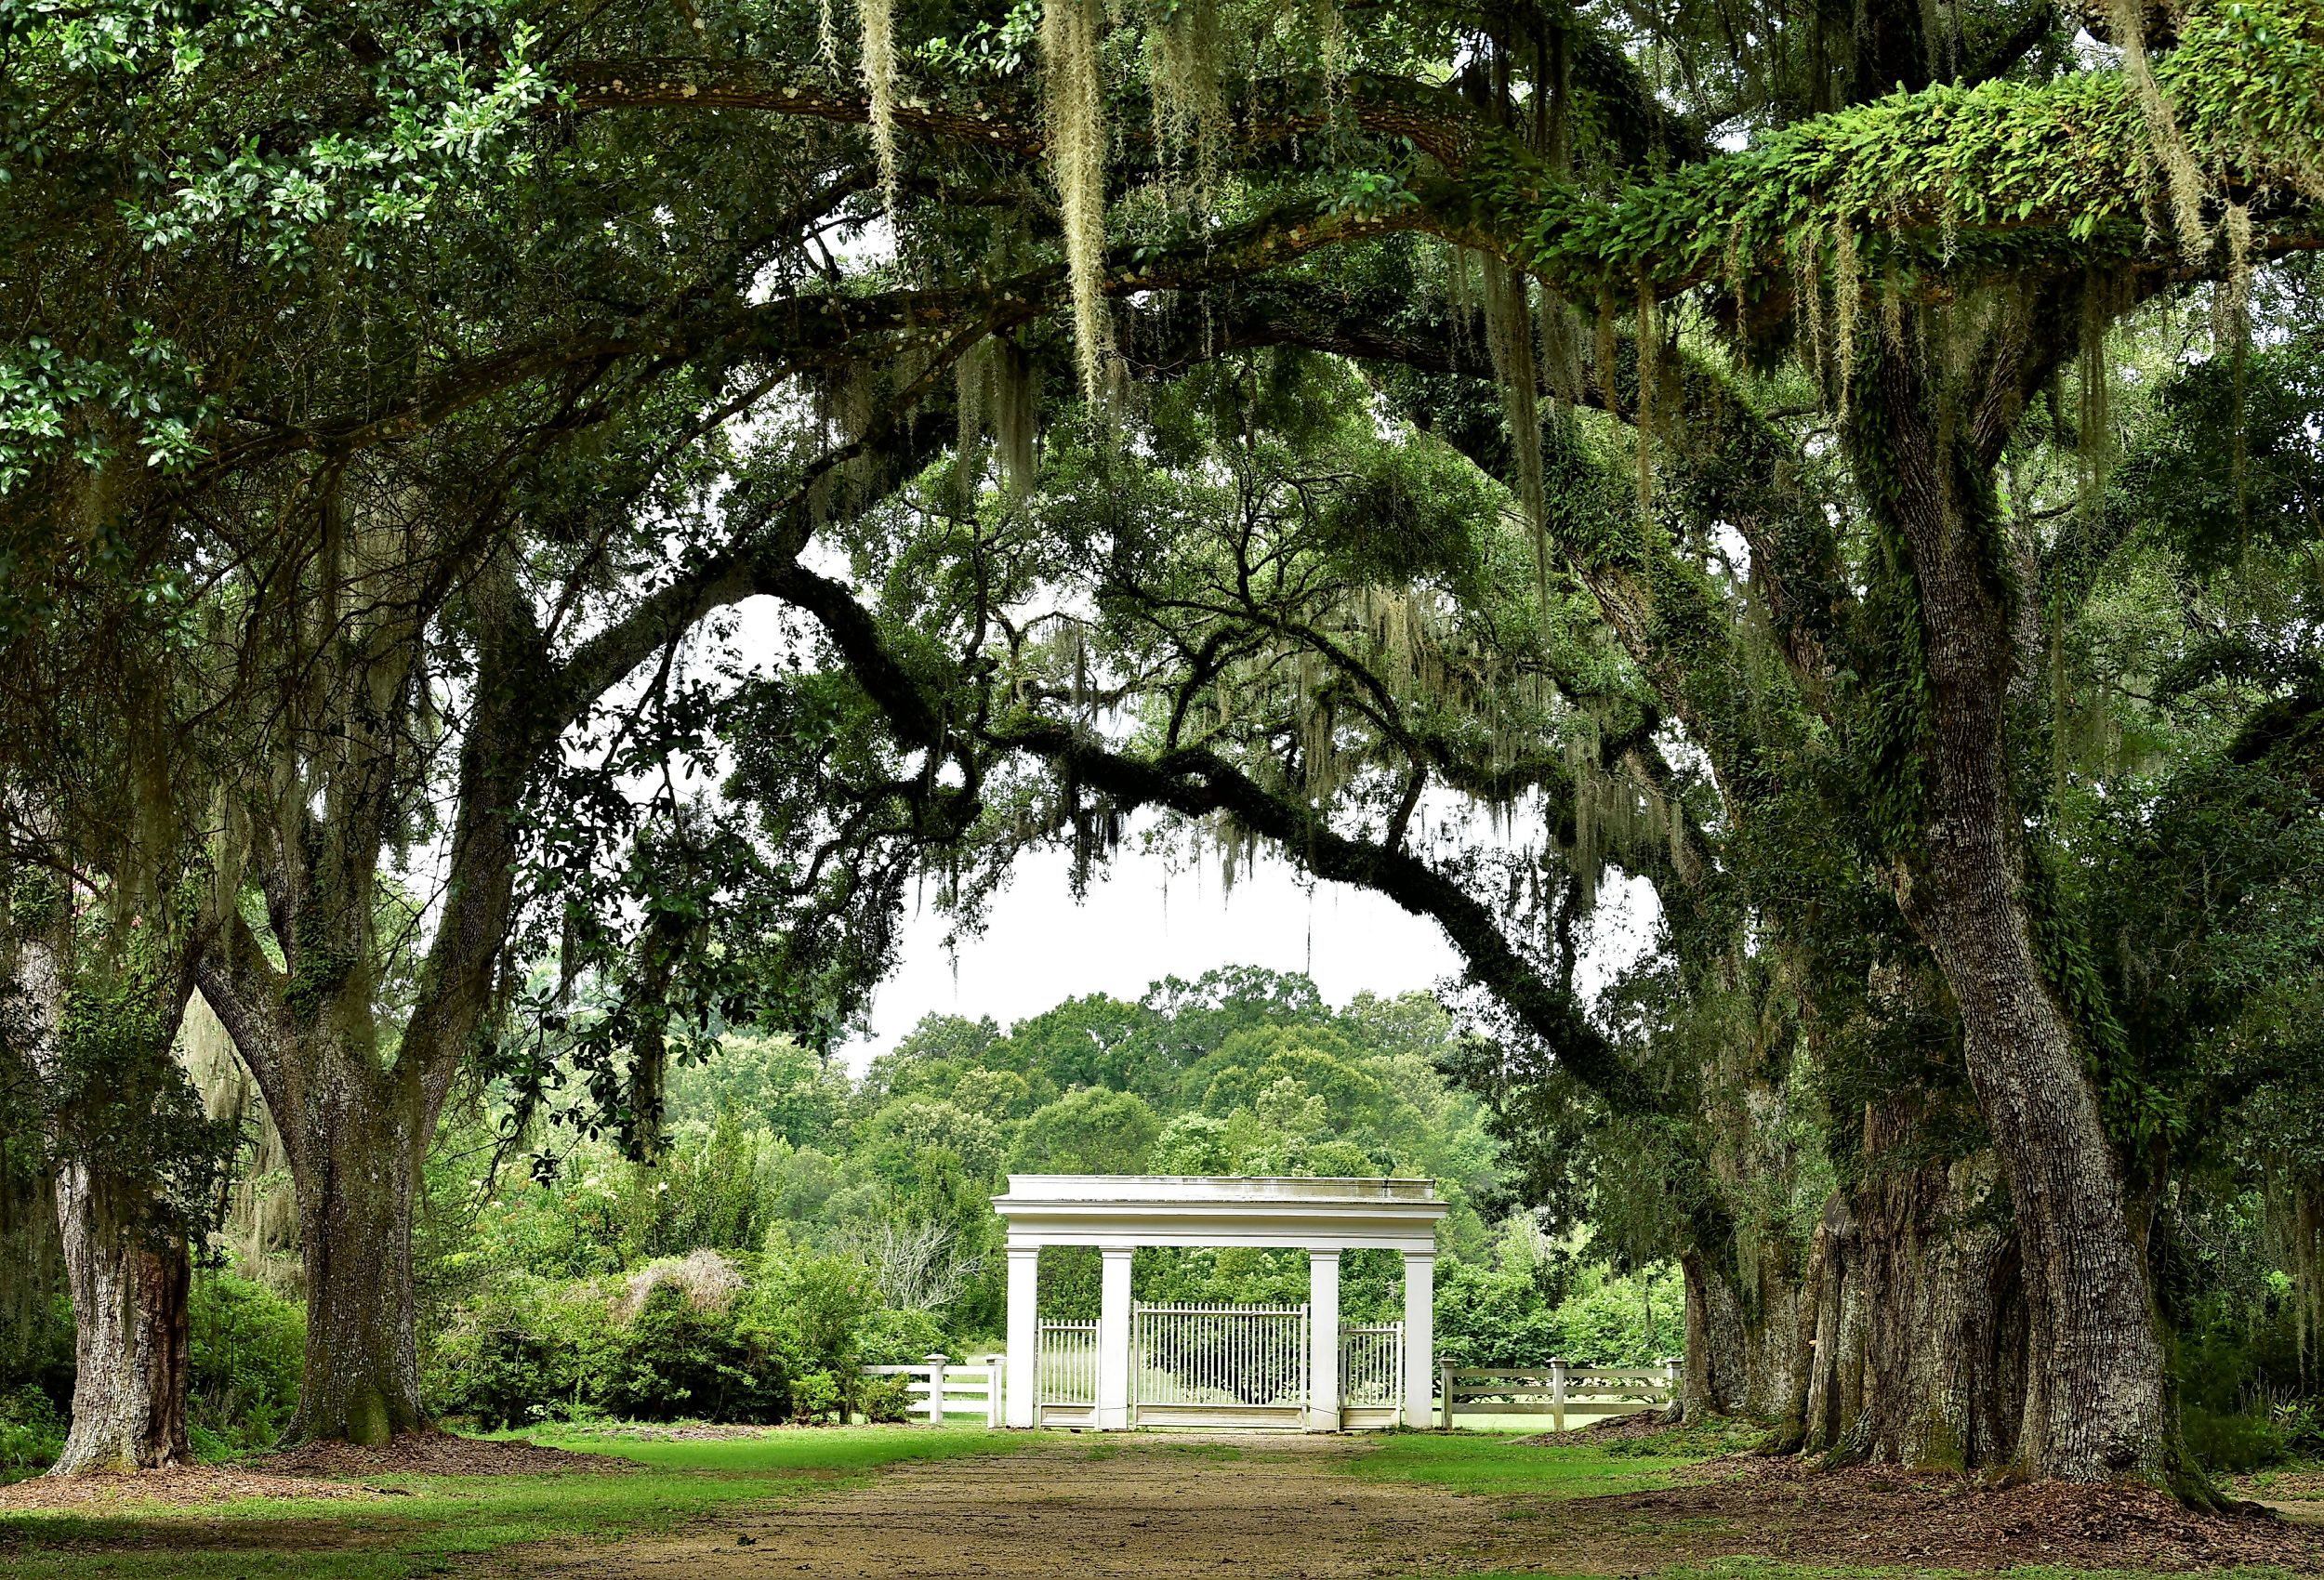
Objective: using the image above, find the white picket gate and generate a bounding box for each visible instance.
[1338,1322,1404,1426]
[1019,1303,1407,1429]
[1034,1319,1100,1426]
[1130,1302,1309,1428]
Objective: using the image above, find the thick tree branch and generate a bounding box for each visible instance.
[759,552,1666,1116]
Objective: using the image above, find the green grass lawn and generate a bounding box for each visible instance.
[0,1426,1034,1580]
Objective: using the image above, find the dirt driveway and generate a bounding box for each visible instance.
[526,1430,2324,1580]
[534,1435,1507,1580]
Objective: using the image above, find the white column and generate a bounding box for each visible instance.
[1096,1246,1134,1430]
[1400,1250,1434,1429]
[1306,1249,1340,1431]
[1005,1244,1039,1428]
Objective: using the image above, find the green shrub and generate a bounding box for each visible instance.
[0,1384,64,1479]
[2184,1404,2290,1472]
[758,1248,878,1376]
[791,1369,843,1424]
[1550,1264,1683,1365]
[860,1373,912,1423]
[188,1271,304,1454]
[595,1283,786,1423]
[423,1274,599,1429]
[2271,1393,2324,1456]
[426,1251,808,1428]
[1432,1260,1559,1367]
[854,1307,947,1367]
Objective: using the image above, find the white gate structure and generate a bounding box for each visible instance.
[993,1175,1448,1431]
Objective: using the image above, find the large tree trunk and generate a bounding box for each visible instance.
[11,906,205,1474]
[1738,1235,1809,1426]
[1679,1249,1749,1420]
[50,1165,191,1472]
[1867,327,2169,1481]
[1796,1107,2027,1469]
[277,1048,429,1445]
[1679,1237,1808,1426]
[195,953,439,1446]
[1900,828,2163,1479]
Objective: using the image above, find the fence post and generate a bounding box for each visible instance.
[1438,1361,1455,1429]
[1550,1357,1567,1433]
[1664,1356,1683,1410]
[925,1352,947,1427]
[987,1356,1004,1429]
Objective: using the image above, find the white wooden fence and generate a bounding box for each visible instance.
[862,1353,1004,1427]
[1438,1358,1681,1430]
[868,1345,1682,1430]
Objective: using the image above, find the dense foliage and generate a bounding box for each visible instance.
[397,968,1677,1431]
[1,0,2320,1496]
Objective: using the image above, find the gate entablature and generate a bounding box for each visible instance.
[991,1174,1447,1433]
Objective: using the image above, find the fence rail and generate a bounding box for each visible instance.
[1439,1358,1681,1430]
[862,1354,1003,1427]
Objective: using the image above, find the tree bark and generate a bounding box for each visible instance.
[1864,326,2168,1481]
[9,905,202,1473]
[191,977,438,1446]
[1676,1221,1813,1430]
[284,1070,425,1445]
[49,1163,191,1472]
[1795,1113,2026,1469]
[1678,1249,1750,1421]
[1737,1235,1809,1426]
[1899,808,2162,1479]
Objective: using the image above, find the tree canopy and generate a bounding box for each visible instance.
[2,0,2322,1496]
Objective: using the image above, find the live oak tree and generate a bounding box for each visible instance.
[0,573,235,1471]
[566,0,2320,1487]
[0,0,565,1458]
[8,0,2322,1481]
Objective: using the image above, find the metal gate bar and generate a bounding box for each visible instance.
[1131,1302,1309,1412]
[1339,1322,1403,1411]
[1036,1319,1098,1424]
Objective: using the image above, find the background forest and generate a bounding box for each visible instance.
[5,968,1686,1468]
